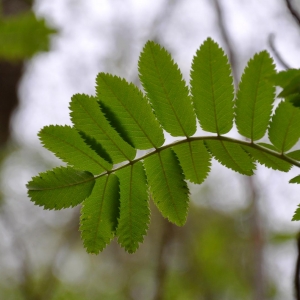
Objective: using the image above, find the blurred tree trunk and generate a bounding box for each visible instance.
[0,0,31,147]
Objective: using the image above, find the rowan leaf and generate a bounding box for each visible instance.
[38,125,112,174]
[70,94,136,163]
[191,37,234,134]
[138,41,196,137]
[235,51,276,141]
[96,73,165,149]
[269,100,300,152]
[173,140,211,184]
[80,174,119,254]
[144,148,189,226]
[116,162,149,253]
[27,167,95,210]
[205,140,255,175]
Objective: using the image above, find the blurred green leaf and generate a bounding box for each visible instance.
[0,12,56,60]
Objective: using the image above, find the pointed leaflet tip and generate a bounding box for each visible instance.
[27,166,95,210]
[138,41,196,137]
[191,37,234,135]
[235,51,276,141]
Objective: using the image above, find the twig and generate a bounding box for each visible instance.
[268,33,291,69]
[286,0,300,27]
[212,0,238,86]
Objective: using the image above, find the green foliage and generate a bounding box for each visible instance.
[0,12,56,61]
[27,38,300,253]
[191,38,234,135]
[235,51,276,141]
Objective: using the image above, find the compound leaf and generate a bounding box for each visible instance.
[269,100,300,152]
[27,167,95,210]
[205,140,255,175]
[39,125,112,174]
[96,73,165,149]
[235,51,276,141]
[80,174,120,254]
[70,94,136,163]
[116,162,149,253]
[191,37,234,134]
[144,148,189,226]
[173,140,211,184]
[139,41,196,137]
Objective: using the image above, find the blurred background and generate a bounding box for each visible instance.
[1,0,300,299]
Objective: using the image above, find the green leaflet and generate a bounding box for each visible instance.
[205,140,255,176]
[242,145,291,172]
[80,174,120,254]
[278,73,300,98]
[70,94,136,163]
[292,204,300,221]
[26,38,300,253]
[268,69,300,88]
[269,100,300,152]
[116,162,149,253]
[235,51,276,141]
[96,73,165,149]
[39,125,112,174]
[138,41,196,137]
[191,38,234,135]
[173,140,211,184]
[144,148,189,226]
[290,175,300,184]
[0,12,56,60]
[27,167,95,210]
[287,150,300,161]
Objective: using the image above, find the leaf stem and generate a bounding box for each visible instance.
[95,135,300,179]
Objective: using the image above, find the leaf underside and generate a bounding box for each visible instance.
[191,38,234,135]
[144,148,189,226]
[139,41,196,137]
[80,174,120,254]
[116,162,150,253]
[235,51,276,141]
[27,167,95,210]
[27,37,300,254]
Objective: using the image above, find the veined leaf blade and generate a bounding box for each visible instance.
[39,125,112,174]
[287,150,300,161]
[27,167,95,210]
[80,174,120,254]
[173,140,211,184]
[116,162,149,253]
[235,51,276,141]
[144,148,189,226]
[96,73,165,149]
[269,100,300,152]
[70,94,136,164]
[138,41,196,137]
[205,140,255,175]
[191,37,234,134]
[242,145,291,172]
